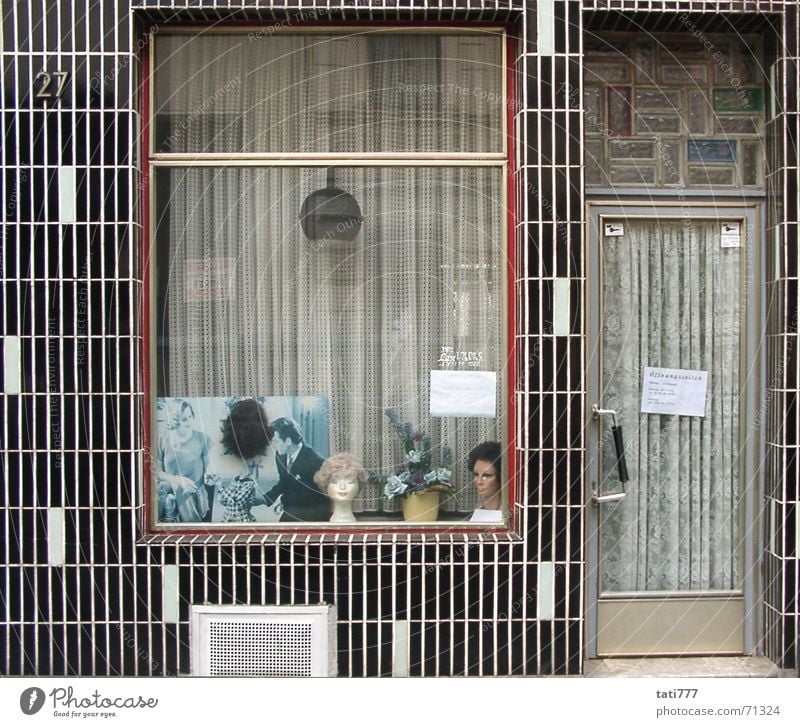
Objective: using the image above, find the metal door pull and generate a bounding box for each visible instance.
[591,404,630,504]
[611,425,629,483]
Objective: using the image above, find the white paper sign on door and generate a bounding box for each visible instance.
[640,366,708,417]
[721,221,741,248]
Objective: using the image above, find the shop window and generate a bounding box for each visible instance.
[147,29,511,529]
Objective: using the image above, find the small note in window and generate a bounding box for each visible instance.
[430,370,496,418]
[185,257,237,301]
[604,222,624,237]
[721,221,741,248]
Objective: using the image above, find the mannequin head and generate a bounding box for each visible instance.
[467,441,502,509]
[314,453,368,522]
[328,476,360,503]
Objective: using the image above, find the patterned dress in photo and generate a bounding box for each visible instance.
[218,475,259,523]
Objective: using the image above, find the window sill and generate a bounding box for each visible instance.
[140,519,521,546]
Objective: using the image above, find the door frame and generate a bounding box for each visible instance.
[584,200,765,659]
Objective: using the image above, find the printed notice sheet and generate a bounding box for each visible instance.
[430,370,497,418]
[721,221,741,248]
[640,366,708,417]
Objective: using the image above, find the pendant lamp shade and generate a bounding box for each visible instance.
[300,169,363,242]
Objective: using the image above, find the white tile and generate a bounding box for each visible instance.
[554,278,570,336]
[393,620,409,677]
[162,564,179,624]
[538,561,555,619]
[770,499,776,553]
[3,336,21,394]
[774,226,781,281]
[58,167,77,223]
[537,0,555,56]
[47,508,65,566]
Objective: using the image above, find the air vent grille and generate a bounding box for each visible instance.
[208,621,313,676]
[191,605,337,677]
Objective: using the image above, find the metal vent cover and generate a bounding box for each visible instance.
[190,605,337,677]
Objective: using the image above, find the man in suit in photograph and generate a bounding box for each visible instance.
[266,417,332,523]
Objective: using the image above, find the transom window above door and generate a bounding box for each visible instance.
[583,33,766,189]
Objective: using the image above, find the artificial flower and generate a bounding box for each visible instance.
[380,409,454,499]
[384,474,409,499]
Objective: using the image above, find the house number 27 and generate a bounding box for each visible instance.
[34,71,69,100]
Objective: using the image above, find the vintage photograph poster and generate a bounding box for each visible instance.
[154,396,329,525]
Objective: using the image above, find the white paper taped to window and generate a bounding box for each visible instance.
[640,366,708,417]
[430,370,497,418]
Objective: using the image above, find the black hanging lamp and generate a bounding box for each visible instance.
[300,168,363,243]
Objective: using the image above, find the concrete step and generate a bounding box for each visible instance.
[584,657,793,678]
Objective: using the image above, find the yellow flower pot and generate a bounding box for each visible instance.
[402,490,440,522]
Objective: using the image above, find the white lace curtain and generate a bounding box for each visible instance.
[600,219,740,591]
[155,33,502,155]
[154,33,505,511]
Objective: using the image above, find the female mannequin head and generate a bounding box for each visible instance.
[314,453,368,522]
[467,441,502,510]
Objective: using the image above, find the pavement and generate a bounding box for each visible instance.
[583,657,794,677]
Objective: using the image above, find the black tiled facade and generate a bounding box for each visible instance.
[1,0,798,675]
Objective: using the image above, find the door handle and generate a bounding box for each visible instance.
[591,404,630,504]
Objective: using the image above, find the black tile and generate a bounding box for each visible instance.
[50,622,66,675]
[526,222,548,278]
[532,449,552,504]
[447,619,464,675]
[509,620,524,675]
[515,10,532,48]
[14,3,30,53]
[785,6,798,59]
[785,60,798,113]
[87,1,103,53]
[525,620,540,673]
[1,17,14,58]
[529,279,555,334]
[785,448,798,501]
[785,503,796,559]
[785,224,798,279]
[539,56,552,109]
[569,509,582,563]
[781,615,796,668]
[364,621,381,677]
[540,507,554,560]
[407,620,422,677]
[532,335,553,391]
[536,111,554,165]
[0,453,16,508]
[778,116,795,171]
[570,279,582,334]
[433,620,452,676]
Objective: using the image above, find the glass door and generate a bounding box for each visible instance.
[586,204,760,657]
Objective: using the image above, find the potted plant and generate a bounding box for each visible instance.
[382,409,453,522]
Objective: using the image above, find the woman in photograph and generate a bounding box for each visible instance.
[157,399,212,522]
[204,399,276,523]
